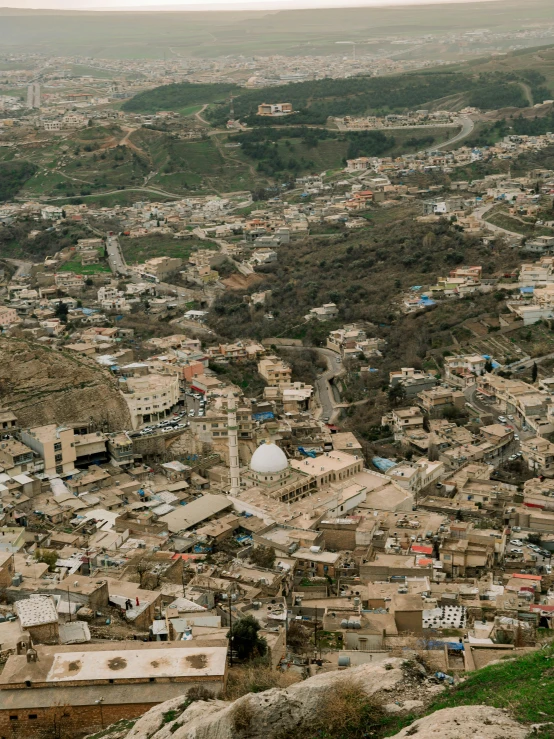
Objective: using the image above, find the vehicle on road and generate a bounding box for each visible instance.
[498,416,507,423]
[510,539,524,546]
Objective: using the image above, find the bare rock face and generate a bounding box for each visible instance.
[389,705,530,739]
[0,337,131,428]
[124,659,406,739]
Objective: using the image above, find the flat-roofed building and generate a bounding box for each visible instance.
[0,642,227,737]
[20,425,76,477]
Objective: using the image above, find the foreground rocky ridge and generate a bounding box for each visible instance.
[0,336,131,428]
[92,659,531,739]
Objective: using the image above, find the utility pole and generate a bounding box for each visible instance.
[228,593,233,667]
[67,587,71,623]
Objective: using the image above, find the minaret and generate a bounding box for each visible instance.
[227,392,241,495]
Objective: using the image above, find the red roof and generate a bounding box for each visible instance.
[513,573,542,581]
[530,604,554,612]
[416,557,433,566]
[412,545,433,554]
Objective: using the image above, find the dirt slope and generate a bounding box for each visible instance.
[0,337,131,429]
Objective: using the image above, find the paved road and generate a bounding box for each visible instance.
[472,203,522,239]
[282,345,344,422]
[427,115,475,152]
[106,234,129,276]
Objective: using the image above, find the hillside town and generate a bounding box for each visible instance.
[5,11,554,738]
[2,178,554,735]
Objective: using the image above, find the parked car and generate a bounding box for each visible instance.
[498,416,507,423]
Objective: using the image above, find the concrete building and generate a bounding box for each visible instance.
[0,439,34,475]
[121,373,180,429]
[15,596,59,644]
[521,436,554,477]
[21,425,77,477]
[0,642,228,738]
[257,356,292,387]
[257,103,293,116]
[26,83,40,109]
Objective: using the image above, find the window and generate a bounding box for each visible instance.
[9,716,18,721]
[56,465,63,475]
[55,453,63,463]
[28,715,37,720]
[54,442,62,452]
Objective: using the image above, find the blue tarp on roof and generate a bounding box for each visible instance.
[419,297,436,307]
[372,457,396,473]
[520,286,534,294]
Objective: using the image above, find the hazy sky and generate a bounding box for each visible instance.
[2,0,504,10]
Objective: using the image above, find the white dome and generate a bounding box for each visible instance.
[250,443,288,474]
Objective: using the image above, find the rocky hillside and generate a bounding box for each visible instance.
[89,657,535,739]
[0,337,131,429]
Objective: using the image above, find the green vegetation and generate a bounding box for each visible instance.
[122,82,238,114]
[228,615,268,661]
[0,220,91,260]
[383,645,554,737]
[120,234,218,264]
[204,71,536,127]
[0,160,38,202]
[34,548,58,572]
[58,259,110,275]
[468,107,554,147]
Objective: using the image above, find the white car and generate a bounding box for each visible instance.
[498,416,507,423]
[507,415,514,421]
[514,434,519,441]
[189,410,195,417]
[511,548,524,555]
[510,539,524,546]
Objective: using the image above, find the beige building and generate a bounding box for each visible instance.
[258,356,292,387]
[0,306,19,327]
[521,436,554,477]
[121,372,180,429]
[20,425,76,477]
[0,439,34,474]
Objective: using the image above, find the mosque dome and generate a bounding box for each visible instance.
[250,442,288,474]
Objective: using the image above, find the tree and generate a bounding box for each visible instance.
[250,545,276,569]
[484,359,493,373]
[286,620,310,655]
[35,548,58,572]
[422,414,430,432]
[54,301,69,324]
[228,615,267,661]
[388,383,406,406]
[532,362,538,383]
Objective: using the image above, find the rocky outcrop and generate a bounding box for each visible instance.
[96,661,533,739]
[0,337,131,429]
[123,659,406,739]
[389,705,530,738]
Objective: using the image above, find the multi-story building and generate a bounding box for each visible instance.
[0,306,19,327]
[521,437,554,477]
[20,425,76,477]
[121,372,180,429]
[389,367,437,398]
[444,354,487,386]
[418,387,465,416]
[107,432,134,467]
[257,103,293,116]
[54,272,85,291]
[258,356,292,387]
[0,439,35,475]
